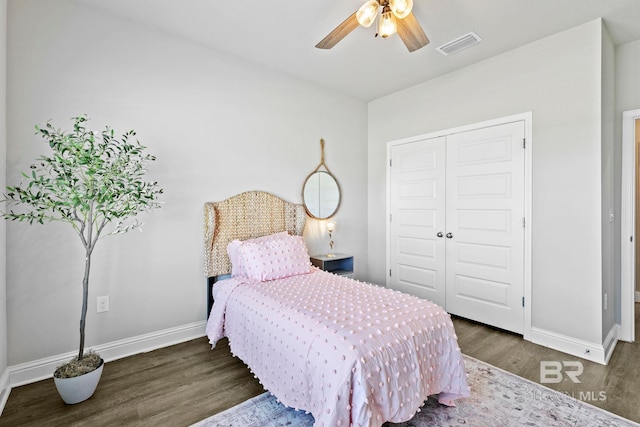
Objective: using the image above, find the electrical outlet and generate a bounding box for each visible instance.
[603,293,608,311]
[97,295,109,313]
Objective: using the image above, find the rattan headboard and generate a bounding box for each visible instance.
[204,190,306,279]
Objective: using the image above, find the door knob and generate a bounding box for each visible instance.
[446,232,453,239]
[437,232,443,238]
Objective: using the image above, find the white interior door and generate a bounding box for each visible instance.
[444,121,525,334]
[621,110,640,342]
[389,137,446,306]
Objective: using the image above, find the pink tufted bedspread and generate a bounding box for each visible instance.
[206,270,470,427]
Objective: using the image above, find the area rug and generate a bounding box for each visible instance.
[191,355,639,427]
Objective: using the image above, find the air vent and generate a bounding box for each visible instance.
[436,32,482,56]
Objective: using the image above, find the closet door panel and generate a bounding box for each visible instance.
[389,137,446,306]
[445,121,525,334]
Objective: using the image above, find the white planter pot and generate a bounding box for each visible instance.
[53,359,104,404]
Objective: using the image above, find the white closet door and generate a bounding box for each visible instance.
[445,121,525,334]
[389,137,446,306]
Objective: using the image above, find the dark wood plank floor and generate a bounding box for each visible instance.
[454,307,640,423]
[1,306,639,426]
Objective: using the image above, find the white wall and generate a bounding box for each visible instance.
[6,0,367,366]
[368,20,606,346]
[600,25,615,342]
[0,0,8,410]
[616,40,640,113]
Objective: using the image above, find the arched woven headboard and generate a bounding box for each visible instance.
[204,190,307,278]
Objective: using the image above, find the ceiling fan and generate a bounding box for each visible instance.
[315,0,429,52]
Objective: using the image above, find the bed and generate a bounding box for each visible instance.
[204,191,470,427]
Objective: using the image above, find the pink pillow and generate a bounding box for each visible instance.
[227,232,290,278]
[238,235,312,281]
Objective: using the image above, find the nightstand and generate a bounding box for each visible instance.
[310,253,354,278]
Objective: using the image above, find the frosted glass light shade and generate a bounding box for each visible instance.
[389,0,413,19]
[378,8,397,38]
[356,0,380,27]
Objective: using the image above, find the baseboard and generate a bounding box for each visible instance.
[603,325,619,365]
[8,321,206,388]
[0,368,10,416]
[530,327,607,365]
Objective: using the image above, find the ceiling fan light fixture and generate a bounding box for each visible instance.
[378,6,397,38]
[356,0,380,27]
[389,0,413,19]
[315,0,427,51]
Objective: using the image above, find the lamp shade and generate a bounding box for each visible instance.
[356,0,380,27]
[378,7,397,38]
[389,0,413,19]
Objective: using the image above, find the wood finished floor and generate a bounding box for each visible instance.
[2,306,639,426]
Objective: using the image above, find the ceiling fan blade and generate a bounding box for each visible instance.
[316,12,360,49]
[397,12,430,52]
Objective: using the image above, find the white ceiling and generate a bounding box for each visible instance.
[76,0,640,101]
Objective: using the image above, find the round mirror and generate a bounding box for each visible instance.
[302,171,341,219]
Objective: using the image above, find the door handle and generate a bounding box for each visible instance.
[446,232,453,239]
[437,232,444,238]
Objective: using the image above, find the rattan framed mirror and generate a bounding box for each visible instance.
[302,139,341,219]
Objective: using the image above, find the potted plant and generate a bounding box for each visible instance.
[1,115,162,404]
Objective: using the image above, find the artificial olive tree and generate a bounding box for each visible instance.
[2,115,162,374]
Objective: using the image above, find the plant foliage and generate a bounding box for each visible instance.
[2,115,162,365]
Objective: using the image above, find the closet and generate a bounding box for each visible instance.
[388,119,526,334]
